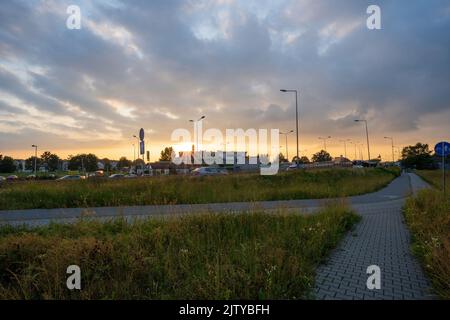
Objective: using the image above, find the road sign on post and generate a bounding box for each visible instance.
[435,141,449,195]
[140,141,145,156]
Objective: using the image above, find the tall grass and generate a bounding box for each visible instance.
[0,206,359,299]
[403,170,450,299]
[0,168,399,210]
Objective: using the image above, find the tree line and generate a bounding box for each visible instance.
[0,143,447,173]
[0,151,137,173]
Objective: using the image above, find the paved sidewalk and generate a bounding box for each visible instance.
[314,173,434,300]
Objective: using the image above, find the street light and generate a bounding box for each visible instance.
[189,115,206,152]
[31,144,38,174]
[280,89,299,163]
[349,141,358,160]
[133,135,141,161]
[318,136,331,151]
[279,130,294,162]
[339,139,351,158]
[384,136,395,163]
[359,143,364,160]
[355,119,371,161]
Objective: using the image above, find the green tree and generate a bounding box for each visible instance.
[401,143,434,169]
[117,157,132,169]
[102,158,112,172]
[278,153,287,163]
[68,154,99,172]
[299,156,310,164]
[0,155,16,173]
[41,151,60,171]
[133,159,145,167]
[25,156,40,171]
[159,146,174,161]
[312,150,332,163]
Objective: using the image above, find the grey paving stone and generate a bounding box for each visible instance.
[314,173,433,300]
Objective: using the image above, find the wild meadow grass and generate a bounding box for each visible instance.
[404,170,450,299]
[0,205,359,300]
[0,168,399,210]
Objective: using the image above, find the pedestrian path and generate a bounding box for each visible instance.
[0,172,413,226]
[314,173,434,300]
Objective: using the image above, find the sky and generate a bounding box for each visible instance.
[0,0,449,162]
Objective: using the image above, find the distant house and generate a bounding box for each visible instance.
[13,159,25,171]
[60,160,69,171]
[333,156,353,167]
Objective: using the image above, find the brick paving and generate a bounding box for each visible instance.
[314,173,434,300]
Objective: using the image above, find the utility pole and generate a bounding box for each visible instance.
[384,136,395,163]
[280,89,299,164]
[31,144,38,174]
[355,119,371,162]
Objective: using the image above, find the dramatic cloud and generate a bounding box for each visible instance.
[0,0,449,160]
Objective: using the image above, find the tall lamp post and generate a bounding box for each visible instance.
[189,115,206,152]
[280,130,294,162]
[339,139,351,158]
[280,89,299,164]
[31,144,38,174]
[132,135,140,160]
[349,141,358,160]
[384,136,395,163]
[318,136,331,151]
[355,119,371,161]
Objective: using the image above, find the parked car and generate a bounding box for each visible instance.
[56,175,85,181]
[125,173,137,179]
[6,175,18,181]
[109,174,125,179]
[0,176,5,183]
[26,174,36,179]
[191,167,228,176]
[286,163,305,171]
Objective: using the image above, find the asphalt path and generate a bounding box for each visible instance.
[0,172,424,227]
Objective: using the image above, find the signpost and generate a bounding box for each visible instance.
[434,141,450,195]
[139,128,145,160]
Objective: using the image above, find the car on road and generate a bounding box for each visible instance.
[191,167,228,176]
[56,175,85,181]
[0,176,5,183]
[286,164,299,171]
[286,163,306,171]
[26,174,36,179]
[6,175,18,181]
[109,174,125,179]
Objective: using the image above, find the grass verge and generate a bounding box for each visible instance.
[0,205,359,299]
[0,168,399,210]
[403,170,449,299]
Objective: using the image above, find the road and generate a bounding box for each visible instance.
[0,172,416,226]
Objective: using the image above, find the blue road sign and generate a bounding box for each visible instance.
[139,128,144,141]
[435,141,450,157]
[140,141,145,155]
